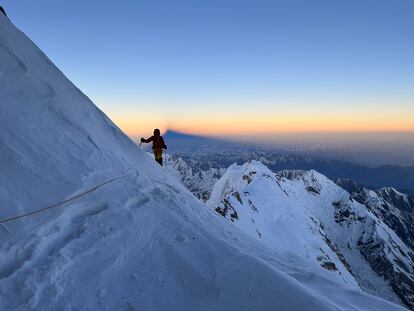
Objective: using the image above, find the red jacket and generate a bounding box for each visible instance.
[142,135,167,152]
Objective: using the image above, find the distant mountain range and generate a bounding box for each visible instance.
[167,156,414,308]
[1,15,411,310]
[164,130,414,195]
[141,152,414,309]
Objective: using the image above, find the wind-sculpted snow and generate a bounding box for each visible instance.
[207,161,414,309]
[0,13,141,237]
[0,14,409,311]
[0,167,407,311]
[208,163,360,287]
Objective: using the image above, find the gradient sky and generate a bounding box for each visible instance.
[3,0,414,139]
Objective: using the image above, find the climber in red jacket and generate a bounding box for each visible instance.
[141,129,167,166]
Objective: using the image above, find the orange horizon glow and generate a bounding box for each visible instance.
[108,111,414,138]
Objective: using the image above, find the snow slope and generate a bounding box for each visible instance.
[3,164,407,311]
[352,187,414,307]
[208,161,414,308]
[353,187,414,251]
[0,14,408,310]
[208,162,360,289]
[0,12,143,237]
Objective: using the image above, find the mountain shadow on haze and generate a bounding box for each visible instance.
[164,130,234,152]
[164,131,414,194]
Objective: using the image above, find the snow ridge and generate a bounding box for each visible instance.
[205,161,414,309]
[0,14,409,311]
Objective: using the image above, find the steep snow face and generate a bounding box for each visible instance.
[0,15,409,311]
[353,188,414,251]
[0,13,143,236]
[283,172,414,309]
[375,188,413,212]
[2,166,407,311]
[208,163,360,289]
[208,161,414,308]
[352,187,414,308]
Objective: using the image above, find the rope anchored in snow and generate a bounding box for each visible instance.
[0,171,134,225]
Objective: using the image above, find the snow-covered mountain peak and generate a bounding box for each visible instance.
[209,160,274,199]
[278,168,339,197]
[376,187,414,209]
[354,186,414,214]
[208,162,362,286]
[0,15,410,311]
[379,187,405,196]
[206,160,414,308]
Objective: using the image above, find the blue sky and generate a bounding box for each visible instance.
[3,0,414,137]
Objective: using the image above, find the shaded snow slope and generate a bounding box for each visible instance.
[0,14,408,310]
[0,164,407,311]
[354,187,414,251]
[208,162,359,289]
[208,161,413,308]
[0,13,142,237]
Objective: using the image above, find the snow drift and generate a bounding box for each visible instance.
[0,13,408,310]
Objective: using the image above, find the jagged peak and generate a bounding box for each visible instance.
[278,169,335,195]
[377,187,405,198]
[217,162,341,199]
[278,169,307,180]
